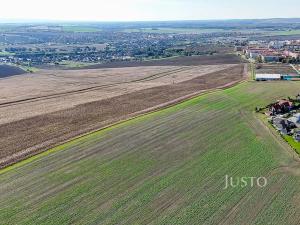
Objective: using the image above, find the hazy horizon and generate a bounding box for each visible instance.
[1,18,300,24]
[1,0,300,22]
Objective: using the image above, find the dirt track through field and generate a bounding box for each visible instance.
[0,64,245,168]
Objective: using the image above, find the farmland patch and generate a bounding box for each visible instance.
[0,64,26,78]
[1,80,300,224]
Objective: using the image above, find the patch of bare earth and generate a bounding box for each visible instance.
[70,54,244,69]
[0,64,235,124]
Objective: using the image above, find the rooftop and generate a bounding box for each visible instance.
[256,74,281,79]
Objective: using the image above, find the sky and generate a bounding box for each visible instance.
[1,0,300,22]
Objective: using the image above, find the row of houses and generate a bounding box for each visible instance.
[236,40,300,63]
[274,41,300,60]
[284,50,299,58]
[243,47,283,62]
[266,98,300,141]
[285,42,300,51]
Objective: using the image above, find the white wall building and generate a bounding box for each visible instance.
[255,74,281,81]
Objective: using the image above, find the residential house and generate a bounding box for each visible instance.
[269,100,294,115]
[288,113,300,128]
[294,130,300,142]
[261,54,281,63]
[272,117,295,135]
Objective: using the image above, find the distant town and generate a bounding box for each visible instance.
[237,40,300,63]
[0,21,300,71]
[235,40,300,81]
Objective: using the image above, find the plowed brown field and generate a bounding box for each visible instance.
[0,63,246,168]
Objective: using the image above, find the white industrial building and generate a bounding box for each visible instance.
[255,74,281,81]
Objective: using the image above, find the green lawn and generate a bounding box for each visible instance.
[17,65,39,73]
[1,81,300,224]
[58,60,97,68]
[283,135,300,154]
[2,63,39,73]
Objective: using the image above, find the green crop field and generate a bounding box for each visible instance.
[0,51,15,56]
[1,81,300,224]
[61,25,102,32]
[122,28,227,34]
[266,29,300,36]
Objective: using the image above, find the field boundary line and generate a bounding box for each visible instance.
[291,64,300,75]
